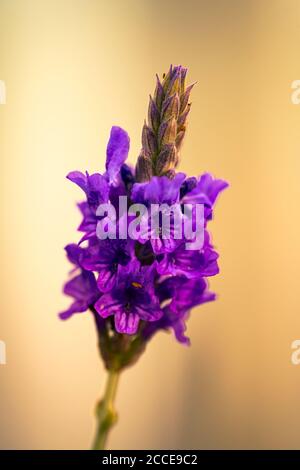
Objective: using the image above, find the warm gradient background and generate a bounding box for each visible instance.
[1,0,300,449]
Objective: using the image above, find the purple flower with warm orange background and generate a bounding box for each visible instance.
[59,65,228,450]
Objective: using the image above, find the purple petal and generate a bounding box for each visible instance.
[132,173,186,205]
[114,311,140,334]
[96,268,117,292]
[106,126,130,184]
[67,171,109,209]
[86,173,110,207]
[65,244,84,267]
[63,272,96,300]
[157,242,219,278]
[134,303,163,322]
[67,171,87,191]
[172,315,191,345]
[131,181,148,203]
[182,173,228,206]
[94,293,122,318]
[59,300,87,320]
[59,271,99,320]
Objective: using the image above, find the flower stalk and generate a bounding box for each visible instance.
[92,369,120,450]
[91,310,147,449]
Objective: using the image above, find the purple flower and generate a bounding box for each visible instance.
[166,277,215,345]
[77,201,98,235]
[181,173,228,221]
[144,276,215,345]
[59,244,100,320]
[94,260,163,334]
[160,276,215,314]
[132,173,185,205]
[66,172,109,243]
[105,126,130,185]
[64,243,85,268]
[66,126,130,240]
[157,238,219,279]
[60,74,228,351]
[81,238,133,292]
[59,272,99,320]
[120,163,135,191]
[67,172,110,210]
[131,173,186,254]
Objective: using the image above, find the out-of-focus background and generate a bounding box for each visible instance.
[1,0,300,449]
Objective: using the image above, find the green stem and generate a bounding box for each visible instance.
[92,370,120,450]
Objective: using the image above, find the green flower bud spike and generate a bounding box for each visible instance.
[135,65,195,182]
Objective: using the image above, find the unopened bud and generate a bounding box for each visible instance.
[175,130,185,150]
[161,65,173,92]
[156,144,177,175]
[135,153,153,182]
[161,93,180,122]
[177,103,191,130]
[180,67,188,94]
[158,117,177,146]
[148,96,160,133]
[154,75,164,110]
[180,83,195,113]
[142,123,157,157]
[166,68,182,96]
[136,65,195,180]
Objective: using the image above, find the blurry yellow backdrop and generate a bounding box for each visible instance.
[1,0,300,449]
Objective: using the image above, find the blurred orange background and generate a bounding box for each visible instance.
[1,0,300,449]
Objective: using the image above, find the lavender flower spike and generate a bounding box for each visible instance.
[59,65,228,450]
[136,65,195,181]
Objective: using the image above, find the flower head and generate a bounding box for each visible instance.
[60,65,228,358]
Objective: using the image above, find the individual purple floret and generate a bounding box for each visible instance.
[59,244,100,320]
[131,173,186,253]
[144,276,216,345]
[81,238,133,292]
[94,260,163,334]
